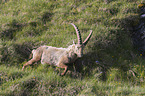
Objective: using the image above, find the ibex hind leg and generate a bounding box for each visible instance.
[22,50,42,70]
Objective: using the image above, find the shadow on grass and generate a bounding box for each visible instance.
[71,15,139,81]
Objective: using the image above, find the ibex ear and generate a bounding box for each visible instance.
[73,40,75,44]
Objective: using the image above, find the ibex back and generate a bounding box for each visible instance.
[22,23,93,75]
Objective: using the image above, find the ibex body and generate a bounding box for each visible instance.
[22,23,92,75]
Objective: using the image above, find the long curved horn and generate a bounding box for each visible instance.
[83,30,93,46]
[71,23,82,44]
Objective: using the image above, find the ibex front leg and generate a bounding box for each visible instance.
[58,63,68,76]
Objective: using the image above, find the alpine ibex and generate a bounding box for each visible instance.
[22,23,93,75]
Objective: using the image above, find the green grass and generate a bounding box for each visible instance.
[0,0,145,95]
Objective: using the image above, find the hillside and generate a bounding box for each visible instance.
[0,0,145,95]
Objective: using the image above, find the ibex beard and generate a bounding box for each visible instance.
[22,23,93,76]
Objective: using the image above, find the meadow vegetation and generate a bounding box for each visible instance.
[0,0,145,95]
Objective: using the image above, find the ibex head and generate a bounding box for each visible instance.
[70,23,93,58]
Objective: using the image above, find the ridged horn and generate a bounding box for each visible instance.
[71,23,82,44]
[83,30,93,46]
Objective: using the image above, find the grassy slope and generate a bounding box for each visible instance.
[0,0,145,95]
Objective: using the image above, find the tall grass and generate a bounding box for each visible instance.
[0,0,145,95]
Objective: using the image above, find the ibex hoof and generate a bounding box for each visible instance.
[60,73,65,76]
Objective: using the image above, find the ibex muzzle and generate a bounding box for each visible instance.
[22,23,93,76]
